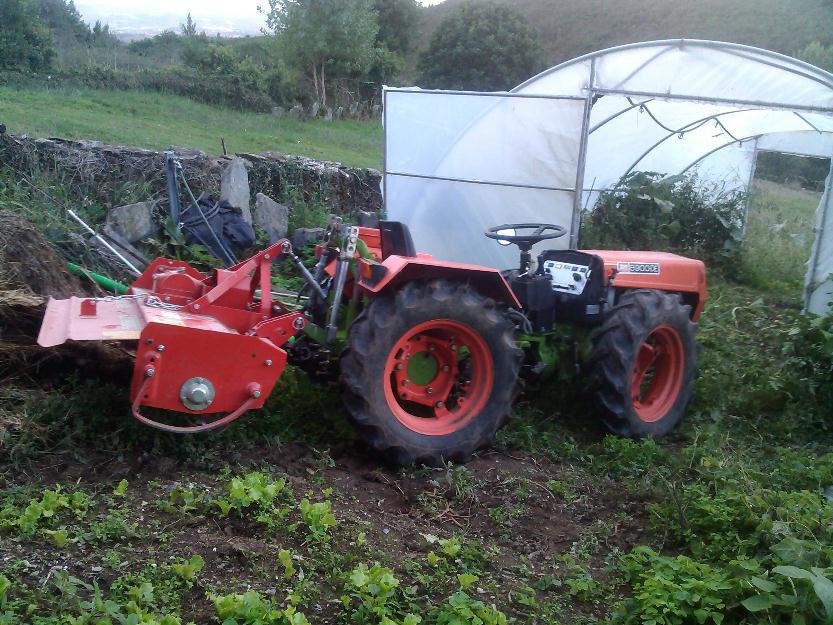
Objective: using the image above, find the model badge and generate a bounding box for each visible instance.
[617,262,660,275]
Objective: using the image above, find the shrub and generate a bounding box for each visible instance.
[582,171,744,266]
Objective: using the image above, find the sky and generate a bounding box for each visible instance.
[74,0,446,36]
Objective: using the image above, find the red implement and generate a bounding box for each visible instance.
[37,241,306,432]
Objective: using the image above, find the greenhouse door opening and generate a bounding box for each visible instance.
[744,152,829,299]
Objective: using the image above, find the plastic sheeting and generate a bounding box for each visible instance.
[383,40,833,313]
[384,90,586,269]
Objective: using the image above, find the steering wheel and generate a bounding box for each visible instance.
[484,223,567,245]
[485,223,567,272]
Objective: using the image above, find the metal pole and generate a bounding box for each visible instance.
[588,88,833,116]
[804,155,833,311]
[570,58,595,249]
[67,209,142,276]
[164,151,182,226]
[382,87,388,216]
[741,138,760,237]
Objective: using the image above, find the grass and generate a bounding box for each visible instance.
[0,85,383,169]
[740,179,820,294]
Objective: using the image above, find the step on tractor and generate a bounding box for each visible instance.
[39,218,705,466]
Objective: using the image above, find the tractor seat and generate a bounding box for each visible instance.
[379,220,416,259]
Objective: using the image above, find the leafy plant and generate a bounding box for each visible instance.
[157,483,210,514]
[616,547,739,625]
[740,565,833,621]
[341,563,419,625]
[113,479,129,497]
[298,497,337,542]
[435,591,507,625]
[212,590,310,625]
[171,555,204,583]
[279,549,296,579]
[6,486,91,537]
[215,472,292,529]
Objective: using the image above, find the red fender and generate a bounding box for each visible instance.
[357,255,521,308]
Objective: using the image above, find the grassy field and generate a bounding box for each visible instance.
[741,179,820,295]
[0,86,383,168]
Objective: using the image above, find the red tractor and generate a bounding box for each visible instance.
[39,218,705,466]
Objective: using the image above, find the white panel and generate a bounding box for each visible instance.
[807,171,833,315]
[758,132,833,158]
[386,176,574,270]
[385,90,584,189]
[384,89,585,268]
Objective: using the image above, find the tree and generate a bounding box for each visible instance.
[0,0,55,72]
[374,0,420,57]
[181,12,198,38]
[417,1,543,91]
[796,41,833,72]
[261,0,379,106]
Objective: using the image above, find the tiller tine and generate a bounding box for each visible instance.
[37,241,307,433]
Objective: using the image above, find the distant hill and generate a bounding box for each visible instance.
[420,0,833,68]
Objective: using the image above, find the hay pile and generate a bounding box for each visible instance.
[0,210,131,386]
[0,210,82,342]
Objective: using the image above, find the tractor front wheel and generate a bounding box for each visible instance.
[341,280,522,466]
[588,289,697,437]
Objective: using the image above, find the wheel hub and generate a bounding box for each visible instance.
[391,334,458,409]
[383,319,493,436]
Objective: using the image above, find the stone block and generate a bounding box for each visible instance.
[106,201,157,243]
[220,156,252,224]
[254,193,289,243]
[291,227,325,250]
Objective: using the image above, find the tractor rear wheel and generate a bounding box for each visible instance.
[588,289,696,437]
[341,280,522,466]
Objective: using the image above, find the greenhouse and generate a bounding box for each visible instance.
[382,39,833,314]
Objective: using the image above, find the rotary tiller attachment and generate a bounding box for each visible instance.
[38,241,307,432]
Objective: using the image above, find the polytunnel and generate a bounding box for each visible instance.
[382,39,833,314]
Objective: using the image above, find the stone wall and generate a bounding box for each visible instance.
[0,134,382,218]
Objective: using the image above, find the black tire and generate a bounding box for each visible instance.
[341,280,522,466]
[588,289,697,437]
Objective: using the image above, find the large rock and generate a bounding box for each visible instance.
[254,193,289,243]
[288,104,304,120]
[106,201,158,243]
[291,227,325,250]
[220,157,252,224]
[309,102,320,118]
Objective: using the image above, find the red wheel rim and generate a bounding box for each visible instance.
[631,324,684,423]
[383,319,494,435]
